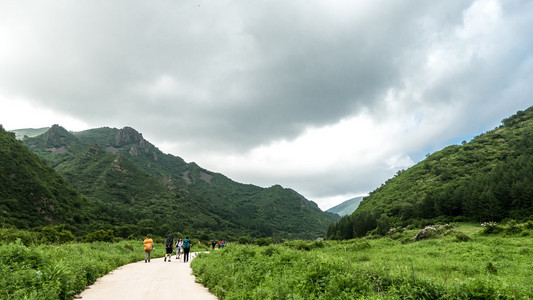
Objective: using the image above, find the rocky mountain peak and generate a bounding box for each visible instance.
[41,124,78,148]
[48,124,69,135]
[114,127,143,147]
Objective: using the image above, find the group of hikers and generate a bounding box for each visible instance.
[211,239,226,250]
[143,235,228,263]
[142,235,192,263]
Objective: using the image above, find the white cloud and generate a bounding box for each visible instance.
[0,95,90,131]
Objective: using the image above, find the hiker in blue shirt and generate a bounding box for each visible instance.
[182,236,191,262]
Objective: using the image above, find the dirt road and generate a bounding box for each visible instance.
[77,254,217,300]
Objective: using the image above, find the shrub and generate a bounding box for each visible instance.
[309,240,325,249]
[413,224,451,242]
[525,221,533,230]
[262,245,280,257]
[283,240,311,251]
[388,226,404,237]
[0,228,40,246]
[238,236,252,244]
[256,238,272,247]
[503,220,521,234]
[486,262,497,274]
[84,230,114,242]
[454,231,471,242]
[40,226,75,244]
[480,222,500,234]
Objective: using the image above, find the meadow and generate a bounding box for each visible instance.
[192,223,533,299]
[0,229,169,300]
[1,223,531,299]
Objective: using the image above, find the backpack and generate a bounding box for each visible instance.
[165,237,173,248]
[183,239,191,249]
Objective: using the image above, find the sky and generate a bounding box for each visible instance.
[1,0,532,210]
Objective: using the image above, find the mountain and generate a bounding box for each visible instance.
[11,127,49,140]
[327,106,533,239]
[21,124,86,167]
[14,125,336,239]
[326,196,364,216]
[0,125,91,231]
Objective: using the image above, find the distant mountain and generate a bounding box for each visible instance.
[326,196,364,216]
[13,125,336,239]
[11,127,49,140]
[328,106,533,239]
[0,125,91,231]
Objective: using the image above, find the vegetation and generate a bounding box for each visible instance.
[4,124,336,240]
[3,106,532,298]
[192,223,533,299]
[0,228,156,299]
[327,107,533,239]
[0,125,91,231]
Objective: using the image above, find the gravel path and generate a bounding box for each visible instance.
[76,253,217,300]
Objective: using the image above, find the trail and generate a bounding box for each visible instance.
[76,253,217,300]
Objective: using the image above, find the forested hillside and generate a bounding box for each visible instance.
[0,126,90,230]
[13,125,336,240]
[328,107,533,239]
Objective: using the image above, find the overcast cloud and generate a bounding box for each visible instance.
[1,0,532,209]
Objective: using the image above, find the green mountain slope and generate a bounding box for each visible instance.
[18,125,336,239]
[22,124,86,167]
[0,125,90,230]
[328,107,533,239]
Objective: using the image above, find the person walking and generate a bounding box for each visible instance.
[164,234,174,262]
[183,236,191,263]
[211,239,217,250]
[175,238,183,259]
[143,236,154,263]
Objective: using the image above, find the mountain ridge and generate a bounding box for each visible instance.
[11,125,336,239]
[326,196,364,216]
[327,106,533,239]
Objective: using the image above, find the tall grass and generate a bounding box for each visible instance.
[192,224,533,299]
[0,237,162,299]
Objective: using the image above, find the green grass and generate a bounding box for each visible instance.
[192,223,533,299]
[0,228,213,299]
[0,237,166,299]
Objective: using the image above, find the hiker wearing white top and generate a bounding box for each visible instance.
[175,238,183,259]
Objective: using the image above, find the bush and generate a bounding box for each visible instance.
[283,240,327,251]
[503,220,521,234]
[84,230,114,242]
[0,228,40,246]
[41,226,75,244]
[238,236,252,244]
[480,222,501,234]
[413,224,451,242]
[454,231,471,242]
[525,221,533,230]
[256,238,272,247]
[486,262,498,274]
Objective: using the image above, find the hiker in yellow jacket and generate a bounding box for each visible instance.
[143,236,154,263]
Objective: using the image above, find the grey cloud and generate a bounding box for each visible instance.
[0,0,477,152]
